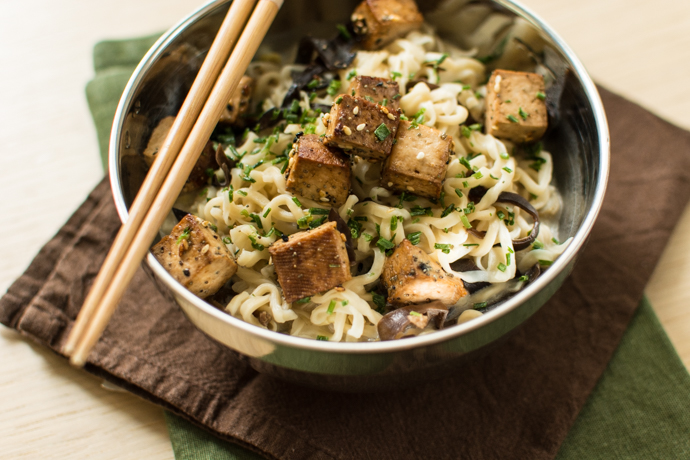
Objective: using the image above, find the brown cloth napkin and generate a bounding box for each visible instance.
[2,87,690,460]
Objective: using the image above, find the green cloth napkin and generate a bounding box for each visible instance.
[86,36,690,460]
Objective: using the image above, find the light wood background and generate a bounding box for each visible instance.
[1,0,689,458]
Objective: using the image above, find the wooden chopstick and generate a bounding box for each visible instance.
[63,0,258,358]
[68,0,284,367]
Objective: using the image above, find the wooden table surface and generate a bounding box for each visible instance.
[1,0,689,458]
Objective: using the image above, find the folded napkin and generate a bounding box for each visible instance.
[2,35,690,460]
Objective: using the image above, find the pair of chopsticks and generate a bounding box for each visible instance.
[63,0,284,367]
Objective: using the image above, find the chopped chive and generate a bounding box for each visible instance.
[222,236,232,244]
[296,297,311,303]
[390,71,402,80]
[248,234,265,251]
[292,197,302,207]
[455,188,464,198]
[327,300,336,314]
[474,302,488,309]
[472,171,483,179]
[176,227,191,244]
[539,259,553,266]
[297,216,309,228]
[342,300,349,306]
[497,263,507,272]
[497,211,505,220]
[390,216,398,231]
[502,166,513,173]
[346,69,357,80]
[316,335,329,341]
[376,236,396,253]
[518,275,529,282]
[506,253,511,265]
[327,79,341,96]
[237,190,248,196]
[336,24,351,40]
[363,233,374,242]
[552,237,560,244]
[461,126,472,138]
[335,96,343,104]
[310,207,329,215]
[371,292,386,313]
[536,91,546,101]
[506,114,519,123]
[490,174,499,180]
[460,215,472,229]
[289,99,301,113]
[441,204,455,218]
[469,123,482,131]
[462,181,469,188]
[407,232,422,245]
[374,123,391,141]
[463,243,479,247]
[263,208,271,218]
[500,152,510,160]
[434,243,453,254]
[409,311,422,317]
[459,156,472,170]
[532,241,544,250]
[208,223,218,232]
[519,107,529,120]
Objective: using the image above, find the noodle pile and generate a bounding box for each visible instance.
[172,27,571,342]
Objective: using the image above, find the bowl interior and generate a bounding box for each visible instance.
[109,0,608,356]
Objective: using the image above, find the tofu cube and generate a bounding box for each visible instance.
[219,75,254,125]
[323,94,399,161]
[269,221,352,303]
[382,240,467,306]
[285,134,351,207]
[381,120,452,199]
[349,75,401,112]
[143,116,217,192]
[485,70,548,143]
[351,0,424,50]
[152,214,238,299]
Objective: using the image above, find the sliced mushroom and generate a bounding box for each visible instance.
[466,188,540,251]
[377,301,449,341]
[215,144,236,187]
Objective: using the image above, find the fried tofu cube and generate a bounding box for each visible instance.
[152,214,237,299]
[323,94,399,161]
[269,221,352,303]
[143,117,217,192]
[219,75,254,125]
[285,134,351,207]
[381,120,452,199]
[382,240,467,306]
[351,0,424,50]
[349,75,401,112]
[485,70,548,143]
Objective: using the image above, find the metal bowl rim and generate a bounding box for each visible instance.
[109,0,610,355]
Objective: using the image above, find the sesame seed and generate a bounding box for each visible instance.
[387,113,396,120]
[353,106,359,115]
[357,123,366,131]
[494,75,502,92]
[387,182,393,187]
[343,126,352,135]
[416,152,425,160]
[407,186,415,191]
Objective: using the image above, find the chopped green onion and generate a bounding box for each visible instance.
[536,91,546,101]
[539,259,553,266]
[248,235,265,251]
[390,71,402,80]
[441,204,455,218]
[363,233,374,242]
[409,311,422,317]
[292,197,302,207]
[532,241,544,249]
[335,96,343,104]
[497,263,507,272]
[506,114,519,123]
[316,335,329,341]
[327,300,336,314]
[237,190,247,197]
[295,297,311,304]
[346,69,357,80]
[297,216,309,228]
[263,208,271,218]
[460,215,472,229]
[518,275,529,282]
[455,188,464,198]
[552,237,560,245]
[461,126,472,138]
[474,302,488,309]
[500,152,510,160]
[463,243,479,247]
[222,236,232,245]
[472,171,483,179]
[502,166,513,173]
[390,216,398,231]
[371,292,386,313]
